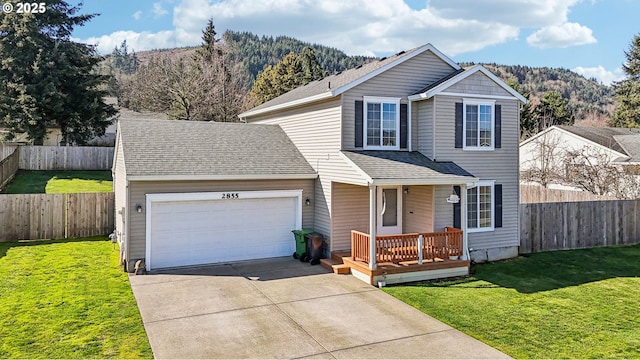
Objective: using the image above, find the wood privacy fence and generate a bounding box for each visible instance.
[19,146,114,170]
[0,148,19,190]
[1,144,18,160]
[0,192,114,241]
[519,199,640,254]
[520,184,617,203]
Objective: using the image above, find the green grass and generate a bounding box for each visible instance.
[383,245,640,359]
[2,170,112,194]
[0,237,152,359]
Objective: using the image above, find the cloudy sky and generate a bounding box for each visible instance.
[70,0,639,85]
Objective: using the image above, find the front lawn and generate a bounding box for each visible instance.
[0,237,152,359]
[384,245,640,359]
[2,170,112,194]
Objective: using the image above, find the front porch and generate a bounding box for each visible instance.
[322,228,470,285]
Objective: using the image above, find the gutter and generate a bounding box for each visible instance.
[126,173,318,181]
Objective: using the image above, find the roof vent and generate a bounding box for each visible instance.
[395,51,405,56]
[379,57,387,62]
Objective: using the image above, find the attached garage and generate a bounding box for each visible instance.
[113,119,317,272]
[146,190,302,270]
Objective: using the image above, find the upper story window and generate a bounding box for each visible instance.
[463,99,495,150]
[364,96,400,150]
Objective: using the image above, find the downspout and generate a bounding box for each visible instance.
[368,183,377,270]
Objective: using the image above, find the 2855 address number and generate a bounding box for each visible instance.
[221,193,239,199]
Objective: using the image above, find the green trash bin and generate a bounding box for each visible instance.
[292,229,314,259]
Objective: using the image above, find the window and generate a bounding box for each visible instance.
[463,100,494,150]
[364,97,400,149]
[467,181,494,232]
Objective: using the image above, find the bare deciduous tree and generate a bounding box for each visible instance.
[520,131,564,188]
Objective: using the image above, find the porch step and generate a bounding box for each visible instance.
[331,251,350,263]
[320,258,351,275]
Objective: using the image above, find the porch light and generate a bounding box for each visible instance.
[305,198,311,206]
[136,204,143,213]
[446,194,460,203]
[403,187,409,194]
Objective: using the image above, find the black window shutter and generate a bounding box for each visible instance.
[455,102,463,148]
[453,186,461,229]
[495,104,502,149]
[495,184,503,228]
[355,100,363,148]
[400,103,408,149]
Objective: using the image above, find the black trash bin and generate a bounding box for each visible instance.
[305,232,325,265]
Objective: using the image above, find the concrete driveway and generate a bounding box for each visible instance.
[129,257,509,359]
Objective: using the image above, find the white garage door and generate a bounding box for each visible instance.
[146,190,301,270]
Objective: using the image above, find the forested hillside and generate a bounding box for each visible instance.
[479,64,615,124]
[112,29,616,125]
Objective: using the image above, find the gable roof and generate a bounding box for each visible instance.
[117,118,316,180]
[555,125,640,155]
[521,125,640,163]
[408,65,528,103]
[239,43,460,118]
[341,150,477,185]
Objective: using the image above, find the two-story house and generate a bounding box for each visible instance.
[238,43,527,284]
[113,43,525,285]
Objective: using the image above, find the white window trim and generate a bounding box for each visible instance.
[363,96,401,150]
[462,98,495,151]
[466,180,495,233]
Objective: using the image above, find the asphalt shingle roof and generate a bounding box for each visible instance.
[245,46,427,114]
[119,118,316,177]
[557,125,640,160]
[341,150,475,182]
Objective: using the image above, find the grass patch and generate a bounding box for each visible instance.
[383,245,640,359]
[2,170,112,194]
[0,237,152,359]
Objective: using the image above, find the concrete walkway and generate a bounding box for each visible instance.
[129,257,509,359]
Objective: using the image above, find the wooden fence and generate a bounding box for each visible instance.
[0,192,114,241]
[0,148,19,190]
[519,199,640,254]
[19,146,114,170]
[1,144,18,160]
[520,184,617,203]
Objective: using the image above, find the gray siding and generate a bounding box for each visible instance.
[403,185,434,233]
[431,93,520,249]
[113,133,127,249]
[330,182,369,251]
[446,72,513,97]
[416,99,434,159]
[342,51,456,150]
[249,98,368,246]
[127,179,315,262]
[433,185,455,232]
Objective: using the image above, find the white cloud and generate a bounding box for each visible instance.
[76,30,176,54]
[572,65,625,85]
[527,22,597,48]
[77,0,592,56]
[132,10,142,20]
[153,2,168,17]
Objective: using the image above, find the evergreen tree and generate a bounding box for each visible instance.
[534,90,574,132]
[612,33,640,128]
[0,1,116,144]
[508,78,535,138]
[111,40,139,75]
[249,47,326,105]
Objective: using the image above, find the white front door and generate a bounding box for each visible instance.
[377,186,402,235]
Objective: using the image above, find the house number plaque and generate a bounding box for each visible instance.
[221,193,240,199]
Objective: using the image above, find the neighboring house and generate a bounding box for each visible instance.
[0,127,62,145]
[112,119,317,271]
[520,125,640,194]
[239,43,527,284]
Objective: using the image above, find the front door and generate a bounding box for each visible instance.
[377,186,402,235]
